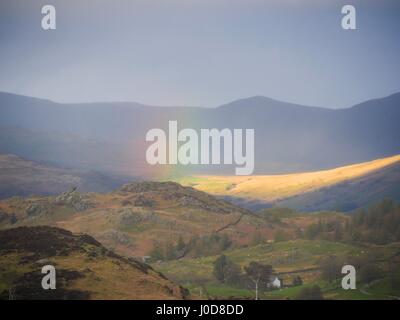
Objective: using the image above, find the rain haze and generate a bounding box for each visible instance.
[0,0,399,108]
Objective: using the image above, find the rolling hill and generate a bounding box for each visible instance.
[178,154,400,211]
[0,181,327,259]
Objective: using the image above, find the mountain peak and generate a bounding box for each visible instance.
[217,95,330,112]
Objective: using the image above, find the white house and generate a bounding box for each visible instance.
[270,277,282,289]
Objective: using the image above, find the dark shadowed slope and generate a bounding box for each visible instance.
[0,154,130,199]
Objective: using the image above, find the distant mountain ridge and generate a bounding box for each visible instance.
[0,91,399,176]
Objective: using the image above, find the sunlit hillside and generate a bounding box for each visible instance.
[177,154,400,205]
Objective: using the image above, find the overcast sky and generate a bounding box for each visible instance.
[0,0,399,108]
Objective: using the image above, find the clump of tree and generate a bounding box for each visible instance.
[320,253,384,288]
[320,255,343,283]
[213,255,241,285]
[388,259,400,291]
[302,199,400,245]
[250,232,266,246]
[188,234,232,258]
[212,257,276,299]
[292,275,303,287]
[304,218,345,241]
[296,285,323,300]
[149,235,189,261]
[257,207,298,224]
[359,263,382,284]
[349,199,400,244]
[274,230,289,242]
[150,234,233,261]
[150,240,180,261]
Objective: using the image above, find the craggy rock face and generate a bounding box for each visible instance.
[0,226,190,300]
[54,188,93,211]
[119,181,183,193]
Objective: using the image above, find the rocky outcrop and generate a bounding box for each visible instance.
[25,203,48,217]
[118,181,249,214]
[117,208,159,226]
[133,195,156,207]
[100,229,132,246]
[54,187,92,211]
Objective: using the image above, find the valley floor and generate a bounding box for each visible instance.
[155,240,400,300]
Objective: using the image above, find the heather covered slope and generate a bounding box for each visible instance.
[0,226,189,300]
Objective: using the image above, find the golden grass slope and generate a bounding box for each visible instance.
[178,154,400,203]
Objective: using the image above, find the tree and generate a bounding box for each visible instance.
[359,263,381,284]
[292,275,303,287]
[347,199,400,244]
[176,236,186,251]
[296,285,323,300]
[274,230,287,242]
[224,261,242,285]
[305,223,320,240]
[388,259,400,291]
[244,262,273,300]
[251,232,265,246]
[213,255,242,285]
[295,227,303,239]
[188,234,232,258]
[164,241,175,260]
[149,241,164,261]
[320,256,342,283]
[213,255,229,283]
[333,221,343,241]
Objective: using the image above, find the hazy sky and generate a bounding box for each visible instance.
[0,0,399,108]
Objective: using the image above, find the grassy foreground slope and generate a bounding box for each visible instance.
[0,226,189,299]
